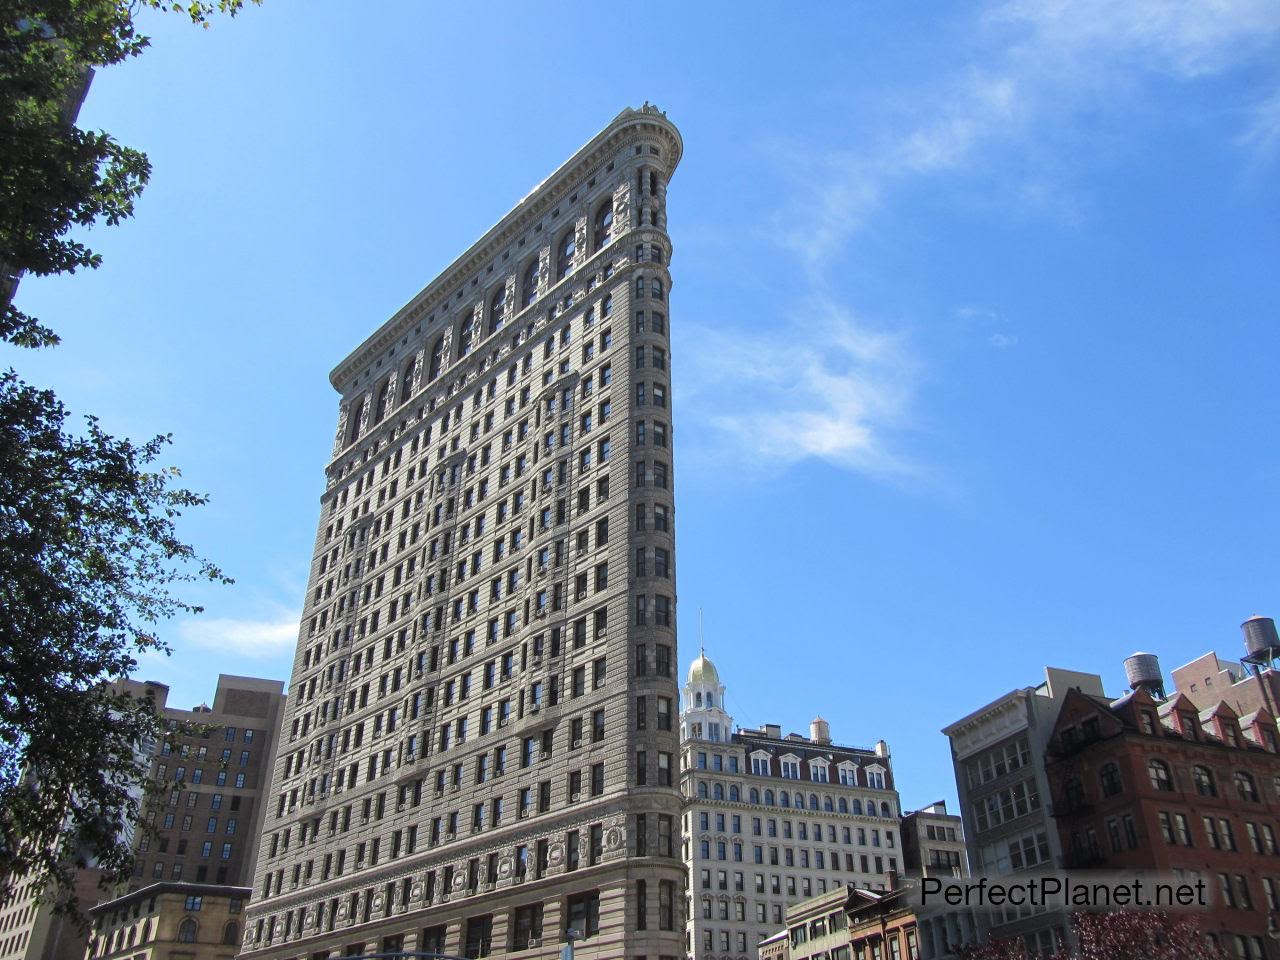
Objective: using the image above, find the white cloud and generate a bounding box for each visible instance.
[774,0,1279,272]
[988,332,1019,349]
[681,299,920,479]
[175,609,300,658]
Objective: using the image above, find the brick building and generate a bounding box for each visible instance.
[0,676,283,960]
[1046,674,1280,959]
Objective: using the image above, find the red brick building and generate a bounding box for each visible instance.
[1045,685,1280,959]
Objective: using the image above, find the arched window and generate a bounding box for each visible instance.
[1192,765,1216,797]
[601,293,613,317]
[521,259,540,308]
[428,337,444,382]
[697,782,708,799]
[458,312,477,357]
[141,920,152,943]
[178,919,198,944]
[881,801,891,817]
[1236,770,1259,802]
[749,788,760,804]
[729,785,740,802]
[780,792,790,808]
[707,693,715,708]
[489,286,507,334]
[556,231,576,280]
[795,792,804,808]
[593,201,614,251]
[347,398,365,445]
[713,783,725,801]
[652,278,664,300]
[635,276,645,299]
[372,379,390,425]
[1099,762,1122,797]
[1149,759,1173,791]
[838,798,848,814]
[852,799,864,815]
[126,927,135,947]
[808,793,819,811]
[764,789,775,806]
[695,692,702,707]
[399,355,416,405]
[823,796,834,812]
[222,922,239,946]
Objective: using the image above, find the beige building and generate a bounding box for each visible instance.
[0,676,284,960]
[241,106,686,960]
[87,883,248,960]
[680,653,903,960]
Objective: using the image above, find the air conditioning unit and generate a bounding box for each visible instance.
[518,809,529,819]
[540,750,550,760]
[575,591,587,602]
[451,783,461,793]
[570,792,580,802]
[535,608,547,619]
[530,704,540,714]
[444,831,455,841]
[576,547,587,558]
[532,656,543,667]
[572,739,582,749]
[537,564,548,576]
[527,938,540,948]
[498,717,508,727]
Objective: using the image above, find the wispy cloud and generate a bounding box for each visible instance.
[706,0,1278,481]
[681,298,920,479]
[175,606,300,658]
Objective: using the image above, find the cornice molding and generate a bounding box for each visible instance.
[329,107,681,394]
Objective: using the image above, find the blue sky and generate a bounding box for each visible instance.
[11,1,1280,812]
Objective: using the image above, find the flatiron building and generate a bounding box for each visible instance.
[242,106,685,960]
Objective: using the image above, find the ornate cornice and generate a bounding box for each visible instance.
[328,106,681,394]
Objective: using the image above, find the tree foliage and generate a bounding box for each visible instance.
[0,0,252,915]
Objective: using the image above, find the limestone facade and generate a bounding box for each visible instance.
[241,106,686,960]
[680,654,903,960]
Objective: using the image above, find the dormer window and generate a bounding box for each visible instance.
[1140,711,1156,735]
[1180,712,1199,740]
[1221,721,1240,747]
[780,758,800,780]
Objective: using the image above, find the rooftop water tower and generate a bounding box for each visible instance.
[1123,652,1165,699]
[1242,616,1280,673]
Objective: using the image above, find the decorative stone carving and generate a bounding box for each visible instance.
[332,402,349,456]
[537,246,551,297]
[356,391,371,438]
[383,371,397,420]
[547,839,565,866]
[572,216,588,272]
[503,273,516,316]
[439,325,454,368]
[613,180,631,235]
[411,880,423,901]
[606,824,625,851]
[451,866,467,892]
[409,350,424,395]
